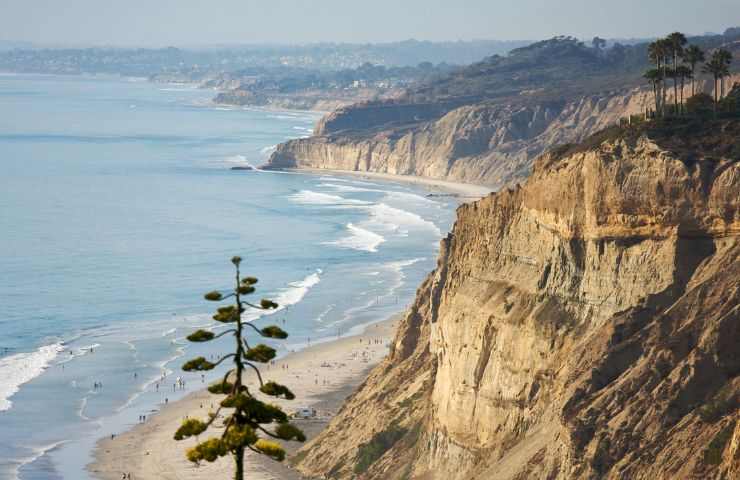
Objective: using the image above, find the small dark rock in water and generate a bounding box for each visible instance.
[230,165,255,171]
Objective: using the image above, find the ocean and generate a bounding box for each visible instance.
[0,74,457,479]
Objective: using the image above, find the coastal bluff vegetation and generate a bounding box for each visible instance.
[267,30,740,190]
[290,118,740,479]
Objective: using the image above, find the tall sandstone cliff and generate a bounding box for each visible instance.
[267,76,739,190]
[292,127,739,479]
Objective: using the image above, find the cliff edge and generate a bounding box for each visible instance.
[266,35,740,190]
[291,120,740,480]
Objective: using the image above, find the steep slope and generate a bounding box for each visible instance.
[291,121,740,480]
[268,88,652,188]
[267,33,740,189]
[268,75,740,190]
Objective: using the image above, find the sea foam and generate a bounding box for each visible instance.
[324,223,386,252]
[366,203,442,236]
[289,189,441,252]
[224,154,261,170]
[260,144,277,156]
[0,343,65,411]
[320,182,439,205]
[273,270,322,310]
[289,190,370,206]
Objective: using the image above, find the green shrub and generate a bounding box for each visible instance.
[686,93,714,117]
[290,449,309,466]
[703,423,734,465]
[354,426,407,474]
[698,390,737,423]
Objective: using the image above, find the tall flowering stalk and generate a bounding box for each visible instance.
[175,256,305,480]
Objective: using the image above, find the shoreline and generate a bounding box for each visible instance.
[270,167,494,201]
[210,99,331,116]
[88,315,401,480]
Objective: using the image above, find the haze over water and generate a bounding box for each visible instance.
[0,74,457,479]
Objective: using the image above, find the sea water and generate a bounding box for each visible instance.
[0,74,457,479]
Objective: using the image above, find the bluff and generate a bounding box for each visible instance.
[291,120,740,479]
[267,35,740,189]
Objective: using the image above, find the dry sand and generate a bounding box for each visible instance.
[88,317,399,480]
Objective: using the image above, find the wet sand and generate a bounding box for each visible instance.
[282,167,494,201]
[88,316,399,480]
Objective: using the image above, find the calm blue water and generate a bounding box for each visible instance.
[0,74,456,479]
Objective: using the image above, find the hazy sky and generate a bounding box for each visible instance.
[2,0,739,46]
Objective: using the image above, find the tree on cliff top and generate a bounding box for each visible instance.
[667,32,688,112]
[174,256,305,480]
[684,45,705,96]
[647,39,670,116]
[703,49,733,112]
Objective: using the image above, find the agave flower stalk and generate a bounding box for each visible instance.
[175,256,305,480]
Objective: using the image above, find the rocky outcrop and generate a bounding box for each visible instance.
[268,76,740,190]
[292,126,740,479]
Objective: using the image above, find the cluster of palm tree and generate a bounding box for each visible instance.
[644,32,734,116]
[703,49,734,105]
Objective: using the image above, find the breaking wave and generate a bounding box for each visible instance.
[289,190,370,206]
[260,144,277,156]
[271,270,323,313]
[0,343,65,412]
[223,154,262,170]
[366,203,442,237]
[324,223,386,252]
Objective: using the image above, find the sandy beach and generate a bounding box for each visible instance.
[283,167,494,201]
[88,316,400,480]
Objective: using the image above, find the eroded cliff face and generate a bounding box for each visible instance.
[268,76,740,190]
[293,132,740,480]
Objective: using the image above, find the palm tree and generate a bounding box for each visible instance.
[703,54,724,114]
[643,68,662,117]
[684,45,705,96]
[648,40,670,116]
[664,67,679,115]
[716,49,733,99]
[704,49,734,114]
[675,65,692,113]
[666,32,688,112]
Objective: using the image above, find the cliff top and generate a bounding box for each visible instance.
[546,115,740,167]
[404,32,740,107]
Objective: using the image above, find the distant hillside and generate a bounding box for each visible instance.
[268,29,740,188]
[0,39,531,78]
